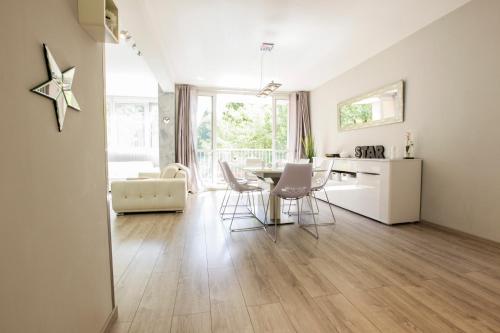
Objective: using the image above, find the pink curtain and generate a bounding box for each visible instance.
[175,84,202,192]
[293,91,312,160]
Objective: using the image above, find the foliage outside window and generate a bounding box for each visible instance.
[195,93,289,185]
[339,104,373,127]
[216,94,273,149]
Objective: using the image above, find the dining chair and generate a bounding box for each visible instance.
[266,163,318,240]
[218,160,248,215]
[244,158,264,182]
[310,158,336,224]
[281,158,310,215]
[220,161,272,237]
[282,158,310,213]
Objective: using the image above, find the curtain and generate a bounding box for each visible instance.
[292,91,312,160]
[175,84,202,193]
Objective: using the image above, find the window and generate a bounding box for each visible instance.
[196,95,214,182]
[275,99,289,160]
[106,97,159,181]
[216,94,273,150]
[196,96,213,151]
[195,92,289,186]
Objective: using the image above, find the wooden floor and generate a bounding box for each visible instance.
[110,191,500,333]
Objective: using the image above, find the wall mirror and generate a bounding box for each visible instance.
[337,81,404,131]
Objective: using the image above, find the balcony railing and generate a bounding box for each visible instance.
[196,149,289,185]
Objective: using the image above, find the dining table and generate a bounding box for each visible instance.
[243,166,327,225]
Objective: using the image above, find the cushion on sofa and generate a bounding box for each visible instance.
[160,166,179,179]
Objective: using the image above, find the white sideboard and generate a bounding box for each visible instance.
[315,158,422,224]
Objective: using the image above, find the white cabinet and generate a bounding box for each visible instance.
[316,158,422,224]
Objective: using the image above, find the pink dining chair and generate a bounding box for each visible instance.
[310,158,336,224]
[266,163,319,240]
[220,161,273,239]
[218,160,249,215]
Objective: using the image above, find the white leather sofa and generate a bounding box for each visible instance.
[111,164,188,214]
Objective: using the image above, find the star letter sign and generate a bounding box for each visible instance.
[31,44,81,131]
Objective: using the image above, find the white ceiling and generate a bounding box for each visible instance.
[105,43,158,97]
[117,0,470,92]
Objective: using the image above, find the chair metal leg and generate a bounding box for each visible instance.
[250,191,256,214]
[227,189,269,230]
[323,188,337,224]
[221,189,231,217]
[220,190,254,220]
[308,195,319,238]
[287,199,293,215]
[296,198,301,225]
[246,192,251,211]
[314,192,320,213]
[219,187,229,213]
[229,193,241,231]
[307,189,337,226]
[299,195,319,239]
[287,196,318,216]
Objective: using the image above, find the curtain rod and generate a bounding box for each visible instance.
[194,85,292,95]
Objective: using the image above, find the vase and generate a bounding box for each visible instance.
[404,132,415,159]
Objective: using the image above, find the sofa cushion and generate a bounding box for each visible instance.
[160,166,179,179]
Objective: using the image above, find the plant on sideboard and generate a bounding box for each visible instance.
[302,134,316,162]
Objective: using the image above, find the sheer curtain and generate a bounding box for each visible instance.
[175,84,202,192]
[290,91,312,160]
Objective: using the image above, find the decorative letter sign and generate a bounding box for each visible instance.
[355,145,385,159]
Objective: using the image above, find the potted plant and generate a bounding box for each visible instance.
[302,134,316,163]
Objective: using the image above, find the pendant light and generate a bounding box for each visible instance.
[257,42,281,97]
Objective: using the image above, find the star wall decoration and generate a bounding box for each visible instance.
[31,44,80,132]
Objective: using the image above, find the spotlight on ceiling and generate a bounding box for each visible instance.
[119,30,132,41]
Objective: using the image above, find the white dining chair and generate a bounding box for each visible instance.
[218,160,249,215]
[282,158,310,213]
[266,163,318,240]
[220,161,272,237]
[310,158,336,224]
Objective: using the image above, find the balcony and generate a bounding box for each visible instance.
[196,149,289,186]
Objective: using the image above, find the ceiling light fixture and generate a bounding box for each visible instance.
[120,30,143,56]
[257,42,281,97]
[119,30,132,41]
[257,81,281,97]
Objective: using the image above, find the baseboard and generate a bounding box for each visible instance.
[420,220,500,249]
[100,306,118,333]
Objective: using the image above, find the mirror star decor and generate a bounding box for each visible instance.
[31,44,80,131]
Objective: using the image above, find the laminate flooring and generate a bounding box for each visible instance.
[109,191,500,333]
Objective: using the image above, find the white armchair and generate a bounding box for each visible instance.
[111,164,189,214]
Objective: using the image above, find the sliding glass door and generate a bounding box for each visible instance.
[195,92,289,186]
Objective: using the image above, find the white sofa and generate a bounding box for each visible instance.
[111,164,189,214]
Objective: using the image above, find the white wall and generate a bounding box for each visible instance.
[311,0,500,242]
[0,0,114,332]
